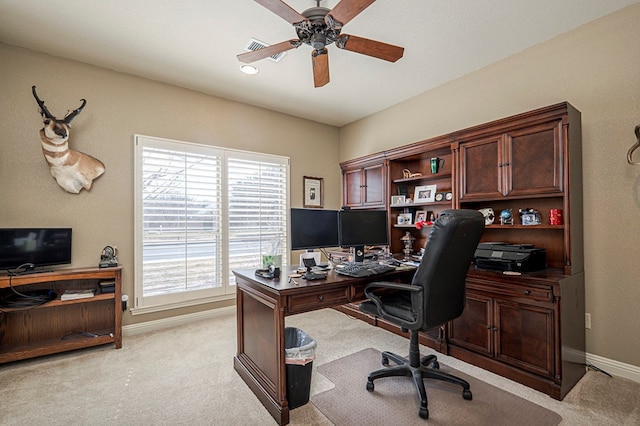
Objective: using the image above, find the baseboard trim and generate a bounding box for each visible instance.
[121,306,640,384]
[586,352,640,383]
[122,305,236,336]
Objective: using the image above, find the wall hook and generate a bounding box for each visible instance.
[627,125,640,165]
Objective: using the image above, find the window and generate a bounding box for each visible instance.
[134,135,289,313]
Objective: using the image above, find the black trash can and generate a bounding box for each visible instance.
[284,327,317,409]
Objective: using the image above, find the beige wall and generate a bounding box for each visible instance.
[0,43,341,325]
[340,5,640,367]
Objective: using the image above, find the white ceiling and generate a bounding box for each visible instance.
[1,0,638,127]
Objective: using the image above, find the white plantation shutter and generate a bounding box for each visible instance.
[134,135,289,312]
[227,154,289,286]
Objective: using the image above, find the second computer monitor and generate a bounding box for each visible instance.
[338,210,389,262]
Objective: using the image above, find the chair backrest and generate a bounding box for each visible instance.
[410,209,485,329]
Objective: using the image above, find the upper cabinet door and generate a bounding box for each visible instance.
[342,160,387,208]
[344,168,364,206]
[459,120,563,200]
[459,134,505,200]
[506,121,563,197]
[361,164,385,206]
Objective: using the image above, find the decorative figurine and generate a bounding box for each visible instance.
[400,231,416,260]
[500,209,514,225]
[478,208,495,225]
[402,168,422,179]
[519,208,542,225]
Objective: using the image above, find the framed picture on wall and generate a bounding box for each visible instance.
[303,176,323,208]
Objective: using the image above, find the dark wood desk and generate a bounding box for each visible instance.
[232,267,413,425]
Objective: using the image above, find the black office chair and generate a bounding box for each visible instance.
[359,209,485,419]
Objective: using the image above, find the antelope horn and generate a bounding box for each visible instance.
[32,85,55,120]
[64,98,87,124]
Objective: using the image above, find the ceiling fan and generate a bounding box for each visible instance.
[237,0,404,87]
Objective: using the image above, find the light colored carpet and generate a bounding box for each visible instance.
[312,348,561,425]
[1,308,638,425]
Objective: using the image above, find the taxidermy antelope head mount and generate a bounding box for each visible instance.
[32,85,105,193]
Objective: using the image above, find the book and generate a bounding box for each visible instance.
[99,280,116,293]
[61,288,95,301]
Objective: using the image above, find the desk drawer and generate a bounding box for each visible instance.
[287,286,350,314]
[467,279,553,303]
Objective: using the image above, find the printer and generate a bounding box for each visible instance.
[474,242,547,272]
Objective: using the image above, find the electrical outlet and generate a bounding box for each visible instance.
[585,313,592,329]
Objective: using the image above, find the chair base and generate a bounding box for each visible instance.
[366,331,472,419]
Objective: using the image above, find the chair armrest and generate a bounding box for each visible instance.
[364,281,423,329]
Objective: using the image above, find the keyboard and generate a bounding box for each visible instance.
[335,263,395,278]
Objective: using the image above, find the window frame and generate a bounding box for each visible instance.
[133,135,290,315]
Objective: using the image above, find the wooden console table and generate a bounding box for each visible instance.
[0,266,122,364]
[233,267,413,426]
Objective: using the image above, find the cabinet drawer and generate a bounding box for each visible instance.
[467,280,553,303]
[287,286,350,314]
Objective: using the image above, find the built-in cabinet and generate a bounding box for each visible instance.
[341,153,387,209]
[339,102,584,400]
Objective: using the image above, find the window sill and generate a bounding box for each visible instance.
[130,293,236,316]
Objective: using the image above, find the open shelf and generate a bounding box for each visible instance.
[0,266,122,364]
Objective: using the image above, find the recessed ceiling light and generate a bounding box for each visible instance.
[240,64,259,75]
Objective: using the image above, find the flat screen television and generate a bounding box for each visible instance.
[290,209,339,250]
[338,210,389,262]
[0,228,72,273]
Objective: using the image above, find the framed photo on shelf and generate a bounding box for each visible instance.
[391,195,406,205]
[303,176,323,208]
[414,184,437,203]
[397,213,412,225]
[415,210,427,223]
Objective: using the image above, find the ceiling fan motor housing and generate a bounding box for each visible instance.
[296,6,340,50]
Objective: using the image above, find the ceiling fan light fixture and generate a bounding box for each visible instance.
[240,64,259,75]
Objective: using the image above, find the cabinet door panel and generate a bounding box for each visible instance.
[507,121,563,196]
[363,165,384,206]
[449,292,492,355]
[344,169,363,206]
[494,299,555,378]
[459,136,504,199]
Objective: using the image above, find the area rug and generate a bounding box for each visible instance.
[311,348,561,425]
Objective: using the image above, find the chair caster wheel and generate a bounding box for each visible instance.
[463,389,473,400]
[419,407,429,419]
[366,381,374,392]
[381,356,389,366]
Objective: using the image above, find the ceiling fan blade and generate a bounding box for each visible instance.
[237,39,300,63]
[255,0,307,25]
[337,34,404,62]
[312,49,330,88]
[327,0,376,26]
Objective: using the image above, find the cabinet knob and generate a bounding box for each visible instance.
[318,295,324,302]
[486,325,491,330]
[524,290,531,296]
[492,327,498,331]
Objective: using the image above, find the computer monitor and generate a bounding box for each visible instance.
[338,210,389,262]
[290,208,339,250]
